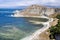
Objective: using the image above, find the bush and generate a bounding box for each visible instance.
[50,15,60,39]
[56,15,60,19]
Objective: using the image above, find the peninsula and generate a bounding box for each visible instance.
[11,5,60,40]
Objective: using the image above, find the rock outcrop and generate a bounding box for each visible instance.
[14,5,56,17]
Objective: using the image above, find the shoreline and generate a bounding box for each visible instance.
[21,17,53,40]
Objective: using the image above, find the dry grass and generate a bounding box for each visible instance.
[38,30,50,40]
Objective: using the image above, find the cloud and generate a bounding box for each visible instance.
[0,0,39,8]
[39,0,60,6]
[0,0,60,8]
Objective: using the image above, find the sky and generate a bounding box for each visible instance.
[0,0,60,8]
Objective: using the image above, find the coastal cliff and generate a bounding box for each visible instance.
[13,5,60,40]
[14,5,56,17]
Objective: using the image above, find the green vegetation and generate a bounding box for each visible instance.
[50,15,60,39]
[56,15,60,19]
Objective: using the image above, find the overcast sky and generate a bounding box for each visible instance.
[0,0,60,8]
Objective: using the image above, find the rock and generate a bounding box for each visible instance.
[14,5,56,17]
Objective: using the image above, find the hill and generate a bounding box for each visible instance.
[14,5,57,17]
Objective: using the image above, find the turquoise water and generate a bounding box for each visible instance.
[0,9,44,40]
[0,17,43,40]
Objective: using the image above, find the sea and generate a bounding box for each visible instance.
[0,8,43,40]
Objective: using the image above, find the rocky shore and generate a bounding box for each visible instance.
[12,5,60,40]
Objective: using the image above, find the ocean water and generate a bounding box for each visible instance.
[0,9,44,40]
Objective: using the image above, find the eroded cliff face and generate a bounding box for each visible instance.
[15,5,60,17]
[16,5,60,17]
